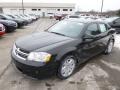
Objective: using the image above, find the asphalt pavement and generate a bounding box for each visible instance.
[0,18,120,90]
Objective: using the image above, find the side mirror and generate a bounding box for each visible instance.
[82,33,96,42]
[109,28,116,34]
[83,33,95,40]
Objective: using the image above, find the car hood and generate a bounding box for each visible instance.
[16,32,72,52]
[13,19,24,22]
[0,19,16,24]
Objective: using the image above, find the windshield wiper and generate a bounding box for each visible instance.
[50,32,66,36]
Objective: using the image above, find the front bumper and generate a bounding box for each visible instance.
[23,21,28,25]
[18,22,25,27]
[18,21,28,27]
[6,26,17,32]
[11,51,58,79]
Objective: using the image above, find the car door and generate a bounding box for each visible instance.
[78,23,103,62]
[97,23,111,49]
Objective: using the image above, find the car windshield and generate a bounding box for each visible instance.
[15,15,22,18]
[48,21,84,38]
[8,15,14,18]
[3,15,13,19]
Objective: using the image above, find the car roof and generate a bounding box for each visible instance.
[104,17,120,22]
[65,18,106,24]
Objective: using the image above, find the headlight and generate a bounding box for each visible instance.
[27,52,51,62]
[6,22,12,26]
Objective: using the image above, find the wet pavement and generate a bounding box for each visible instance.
[0,18,120,90]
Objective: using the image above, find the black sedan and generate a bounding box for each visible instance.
[0,14,26,28]
[7,14,28,26]
[105,17,120,33]
[11,19,116,79]
[0,19,17,32]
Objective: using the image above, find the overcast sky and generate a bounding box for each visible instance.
[0,0,120,12]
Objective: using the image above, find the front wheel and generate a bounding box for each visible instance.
[57,55,76,79]
[104,40,114,54]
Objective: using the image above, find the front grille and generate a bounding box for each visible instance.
[13,45,29,60]
[19,48,29,54]
[17,51,28,59]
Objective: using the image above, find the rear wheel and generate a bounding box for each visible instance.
[105,40,114,54]
[57,55,76,79]
[4,25,12,33]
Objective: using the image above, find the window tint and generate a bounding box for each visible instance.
[48,21,84,38]
[70,9,72,11]
[63,9,68,11]
[86,24,100,35]
[32,9,37,11]
[57,9,60,11]
[99,24,107,33]
[38,9,41,11]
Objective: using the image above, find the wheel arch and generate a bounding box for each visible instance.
[109,35,115,43]
[55,47,79,63]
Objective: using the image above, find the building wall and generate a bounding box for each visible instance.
[2,7,74,17]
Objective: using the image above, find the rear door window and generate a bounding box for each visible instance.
[86,23,100,35]
[99,24,107,33]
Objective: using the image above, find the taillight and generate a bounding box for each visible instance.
[0,27,2,31]
[0,25,5,31]
[2,26,5,31]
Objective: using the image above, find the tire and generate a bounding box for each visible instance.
[104,40,114,54]
[57,55,77,79]
[4,25,12,33]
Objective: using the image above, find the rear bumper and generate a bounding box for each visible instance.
[0,31,5,36]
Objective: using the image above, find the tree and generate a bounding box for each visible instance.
[89,10,97,15]
[0,7,3,13]
[116,9,120,16]
[75,11,81,15]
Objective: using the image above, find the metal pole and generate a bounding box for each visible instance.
[101,0,104,13]
[22,0,24,14]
